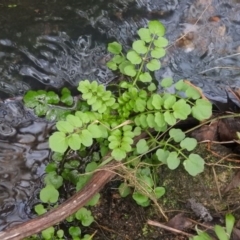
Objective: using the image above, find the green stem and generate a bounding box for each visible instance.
[166,143,188,159]
[132,34,156,86]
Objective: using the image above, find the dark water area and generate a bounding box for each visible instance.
[0,0,240,231]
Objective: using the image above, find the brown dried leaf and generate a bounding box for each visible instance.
[223,170,240,194]
[166,213,192,230]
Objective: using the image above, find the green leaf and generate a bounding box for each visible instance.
[138,28,152,43]
[112,55,125,64]
[118,182,131,197]
[152,94,163,109]
[132,192,149,204]
[75,208,94,226]
[44,172,63,189]
[108,41,122,54]
[146,114,155,128]
[135,98,146,112]
[112,148,126,161]
[180,137,197,151]
[226,213,235,236]
[85,162,98,172]
[154,37,168,47]
[154,112,166,128]
[146,59,161,71]
[151,47,166,58]
[67,115,83,128]
[57,230,64,239]
[164,111,176,125]
[69,226,81,237]
[166,152,180,170]
[172,99,191,120]
[78,80,90,94]
[161,77,173,88]
[156,149,169,164]
[139,72,152,82]
[107,60,117,70]
[136,139,149,154]
[56,121,74,133]
[80,129,93,147]
[169,128,185,142]
[192,99,212,121]
[154,187,165,199]
[49,132,68,153]
[86,193,100,206]
[46,91,59,104]
[163,95,176,109]
[41,227,55,240]
[40,185,59,203]
[148,83,157,92]
[124,64,137,77]
[183,154,205,176]
[132,40,147,54]
[127,51,142,64]
[175,79,188,91]
[148,20,165,36]
[87,124,103,138]
[185,86,201,99]
[68,133,82,150]
[214,225,229,240]
[34,204,47,215]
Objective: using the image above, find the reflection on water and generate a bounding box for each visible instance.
[0,121,52,230]
[0,0,240,230]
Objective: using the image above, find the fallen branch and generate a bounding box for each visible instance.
[0,163,117,240]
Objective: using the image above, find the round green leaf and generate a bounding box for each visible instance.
[146,59,161,71]
[154,187,165,199]
[172,99,191,120]
[139,72,152,82]
[87,124,103,138]
[112,55,125,64]
[161,77,173,88]
[148,83,157,92]
[119,183,131,197]
[75,208,94,226]
[56,121,74,133]
[164,111,176,125]
[34,204,47,215]
[86,193,100,206]
[69,226,81,237]
[49,132,68,153]
[132,192,149,204]
[154,37,168,47]
[156,149,169,164]
[138,28,152,42]
[180,137,197,151]
[151,47,166,58]
[127,50,142,64]
[185,86,201,99]
[68,133,82,150]
[152,94,163,109]
[164,95,176,109]
[42,227,55,240]
[80,129,93,147]
[112,148,126,161]
[66,115,83,128]
[136,139,149,154]
[148,20,165,36]
[124,65,137,77]
[44,172,63,189]
[183,154,205,176]
[154,112,166,128]
[107,60,117,70]
[40,185,59,203]
[108,41,122,54]
[192,99,212,121]
[166,152,180,170]
[132,40,147,54]
[169,128,185,142]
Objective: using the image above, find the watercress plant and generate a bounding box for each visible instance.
[23,20,212,239]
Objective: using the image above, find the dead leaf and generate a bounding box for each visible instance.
[166,213,192,230]
[223,170,240,194]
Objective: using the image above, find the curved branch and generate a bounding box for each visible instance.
[0,163,116,240]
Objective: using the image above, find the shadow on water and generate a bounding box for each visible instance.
[0,0,240,230]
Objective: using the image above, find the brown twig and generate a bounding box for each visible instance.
[0,163,117,240]
[147,219,193,237]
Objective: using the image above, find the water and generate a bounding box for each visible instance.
[0,0,240,230]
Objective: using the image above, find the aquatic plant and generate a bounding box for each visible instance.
[23,20,212,239]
